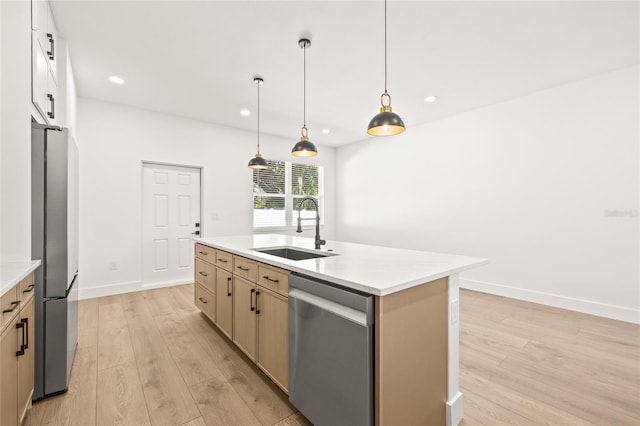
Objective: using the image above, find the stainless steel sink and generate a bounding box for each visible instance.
[252,246,338,261]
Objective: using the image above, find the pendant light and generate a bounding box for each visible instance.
[367,0,405,136]
[248,76,268,169]
[291,38,318,157]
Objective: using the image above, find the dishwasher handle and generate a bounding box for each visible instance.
[289,288,370,327]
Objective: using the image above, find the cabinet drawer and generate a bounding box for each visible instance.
[195,244,216,264]
[195,258,216,294]
[216,250,233,272]
[1,286,20,331]
[195,284,216,321]
[18,273,35,302]
[234,256,257,282]
[257,265,290,297]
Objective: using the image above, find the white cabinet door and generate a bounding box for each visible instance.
[32,1,56,78]
[32,35,57,125]
[46,4,57,79]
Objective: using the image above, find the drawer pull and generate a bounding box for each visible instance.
[16,321,26,356]
[198,251,209,255]
[199,297,208,304]
[3,300,20,314]
[237,266,249,272]
[262,276,279,283]
[198,271,208,277]
[23,284,35,293]
[218,259,228,263]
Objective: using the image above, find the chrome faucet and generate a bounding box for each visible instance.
[296,196,326,250]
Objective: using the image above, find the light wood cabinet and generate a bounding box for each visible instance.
[256,288,289,392]
[194,258,216,294]
[17,298,35,424]
[0,273,36,426]
[232,277,257,361]
[194,284,215,321]
[194,245,290,393]
[195,243,215,264]
[215,267,233,339]
[0,313,20,426]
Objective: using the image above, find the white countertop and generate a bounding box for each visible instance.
[195,234,488,296]
[0,260,41,297]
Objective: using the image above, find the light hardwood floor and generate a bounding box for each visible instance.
[27,285,639,426]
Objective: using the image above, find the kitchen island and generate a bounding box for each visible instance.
[194,234,488,426]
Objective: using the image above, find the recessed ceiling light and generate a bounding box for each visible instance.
[108,75,125,85]
[240,109,251,116]
[321,129,331,135]
[424,95,438,103]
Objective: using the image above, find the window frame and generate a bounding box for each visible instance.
[252,160,324,231]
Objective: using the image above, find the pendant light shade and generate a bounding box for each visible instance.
[248,76,268,169]
[367,0,405,136]
[292,38,318,157]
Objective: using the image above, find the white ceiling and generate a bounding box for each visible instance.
[51,0,639,147]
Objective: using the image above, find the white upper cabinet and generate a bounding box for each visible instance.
[32,0,57,80]
[31,0,58,125]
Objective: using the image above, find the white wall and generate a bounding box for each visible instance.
[77,98,336,298]
[336,66,639,323]
[1,0,32,262]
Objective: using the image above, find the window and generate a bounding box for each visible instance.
[253,159,324,229]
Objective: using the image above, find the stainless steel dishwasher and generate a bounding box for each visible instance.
[289,273,374,426]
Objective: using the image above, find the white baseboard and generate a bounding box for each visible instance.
[446,392,464,426]
[460,278,640,324]
[78,279,192,300]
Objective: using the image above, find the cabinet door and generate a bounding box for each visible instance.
[46,4,57,79]
[32,36,57,126]
[17,298,35,424]
[232,277,256,360]
[215,268,233,339]
[257,288,289,392]
[1,317,20,426]
[195,258,216,294]
[195,284,215,321]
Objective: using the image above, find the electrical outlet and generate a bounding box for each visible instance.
[451,299,459,325]
[109,261,117,270]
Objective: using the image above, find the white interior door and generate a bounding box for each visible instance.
[142,163,201,285]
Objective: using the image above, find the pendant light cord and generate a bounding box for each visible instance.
[303,43,307,127]
[257,79,260,154]
[384,0,387,93]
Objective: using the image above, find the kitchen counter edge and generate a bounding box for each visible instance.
[0,260,41,297]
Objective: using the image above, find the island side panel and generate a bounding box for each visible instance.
[375,276,448,426]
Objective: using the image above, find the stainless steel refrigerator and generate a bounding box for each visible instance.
[31,122,79,400]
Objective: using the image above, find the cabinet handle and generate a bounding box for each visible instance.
[250,288,255,311]
[262,275,279,283]
[198,271,208,277]
[218,259,228,263]
[227,277,232,296]
[23,284,35,293]
[22,318,29,350]
[3,300,20,314]
[255,290,260,315]
[47,33,54,60]
[199,297,208,304]
[198,251,208,255]
[237,266,249,272]
[47,94,55,119]
[16,321,25,356]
